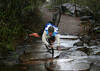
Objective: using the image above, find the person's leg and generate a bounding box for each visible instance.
[45,44,49,52]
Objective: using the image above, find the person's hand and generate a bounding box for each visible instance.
[57,46,61,50]
[50,45,53,48]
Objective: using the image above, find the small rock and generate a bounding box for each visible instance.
[73,41,84,46]
[59,51,71,58]
[77,47,92,55]
[80,35,91,44]
[88,40,98,46]
[95,52,100,55]
[71,51,87,56]
[80,16,93,21]
[80,21,89,25]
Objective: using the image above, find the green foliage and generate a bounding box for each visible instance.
[0,0,45,54]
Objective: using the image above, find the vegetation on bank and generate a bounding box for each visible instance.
[0,0,46,53]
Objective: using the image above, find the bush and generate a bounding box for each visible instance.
[0,0,45,55]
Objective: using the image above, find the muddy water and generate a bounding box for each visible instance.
[0,35,100,71]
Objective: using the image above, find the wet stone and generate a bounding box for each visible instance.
[19,52,52,62]
[95,52,100,55]
[45,58,90,71]
[57,39,80,48]
[45,51,90,71]
[58,51,88,59]
[88,40,98,46]
[70,51,87,56]
[73,41,84,46]
[76,47,92,55]
[90,63,100,71]
[80,35,91,43]
[59,46,71,51]
[18,34,100,71]
[89,46,100,55]
[80,16,93,21]
[27,64,47,71]
[59,34,79,39]
[58,51,71,59]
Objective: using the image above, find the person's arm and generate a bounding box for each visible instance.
[42,31,49,46]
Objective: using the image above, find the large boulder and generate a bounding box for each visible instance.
[76,47,92,55]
